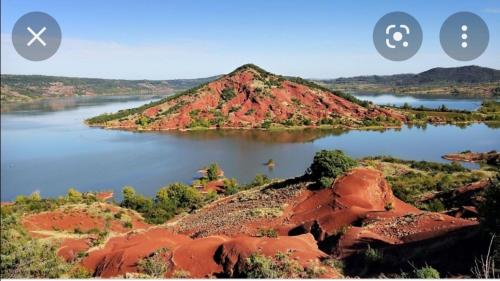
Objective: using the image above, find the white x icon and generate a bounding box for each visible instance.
[27,26,47,47]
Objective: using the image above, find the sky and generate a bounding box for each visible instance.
[1,0,500,80]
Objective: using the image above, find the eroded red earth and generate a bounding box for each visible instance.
[101,65,405,130]
[20,167,480,278]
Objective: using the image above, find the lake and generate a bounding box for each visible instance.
[1,94,499,201]
[352,93,485,111]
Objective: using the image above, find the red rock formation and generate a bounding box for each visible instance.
[97,64,405,130]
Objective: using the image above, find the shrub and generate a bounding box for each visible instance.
[221,88,236,101]
[135,115,152,126]
[67,188,82,203]
[319,177,334,188]
[261,119,272,129]
[157,183,202,210]
[137,248,169,278]
[206,163,220,181]
[322,258,344,275]
[413,265,440,278]
[250,174,271,187]
[257,228,278,238]
[307,150,357,184]
[223,178,239,195]
[478,175,500,234]
[364,245,383,265]
[121,186,154,214]
[243,252,322,278]
[68,266,92,278]
[0,235,71,278]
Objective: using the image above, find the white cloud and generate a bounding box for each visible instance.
[483,8,500,14]
[2,33,499,80]
[1,33,243,79]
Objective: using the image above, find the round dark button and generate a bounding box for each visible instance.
[373,12,423,61]
[440,12,489,61]
[12,12,62,61]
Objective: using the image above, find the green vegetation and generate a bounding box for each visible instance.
[1,74,219,104]
[265,158,275,167]
[412,265,440,279]
[0,190,103,278]
[364,245,383,265]
[307,150,357,187]
[242,252,325,278]
[135,115,153,126]
[120,184,204,224]
[401,100,500,124]
[249,174,271,187]
[478,175,500,234]
[223,178,239,195]
[317,66,500,97]
[256,228,278,238]
[362,156,493,210]
[221,88,236,101]
[137,248,169,278]
[206,163,221,181]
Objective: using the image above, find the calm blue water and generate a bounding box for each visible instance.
[1,95,499,201]
[353,93,485,111]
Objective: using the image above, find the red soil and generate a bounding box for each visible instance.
[103,65,405,130]
[81,228,333,278]
[82,228,192,278]
[18,166,481,278]
[22,203,148,234]
[96,192,114,201]
[286,168,411,236]
[57,238,93,261]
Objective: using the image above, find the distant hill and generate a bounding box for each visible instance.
[86,64,405,130]
[0,74,220,103]
[318,66,500,86]
[316,66,500,97]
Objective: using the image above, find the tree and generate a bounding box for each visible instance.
[156,183,202,210]
[121,186,153,214]
[206,163,220,181]
[67,188,82,203]
[306,150,357,185]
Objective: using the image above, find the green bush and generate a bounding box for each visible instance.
[120,184,203,225]
[67,188,82,203]
[307,150,357,184]
[478,175,500,234]
[261,119,272,129]
[242,252,324,278]
[0,212,72,278]
[135,115,152,126]
[413,265,440,278]
[157,183,202,210]
[221,88,236,101]
[223,178,239,195]
[120,186,154,213]
[319,177,334,188]
[257,228,278,238]
[137,248,169,278]
[206,163,220,181]
[249,174,271,187]
[364,245,383,265]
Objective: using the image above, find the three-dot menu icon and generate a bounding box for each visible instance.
[440,12,489,61]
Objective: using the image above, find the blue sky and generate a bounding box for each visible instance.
[1,0,499,79]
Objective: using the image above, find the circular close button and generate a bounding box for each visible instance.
[373,12,423,61]
[12,12,62,61]
[440,12,489,61]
